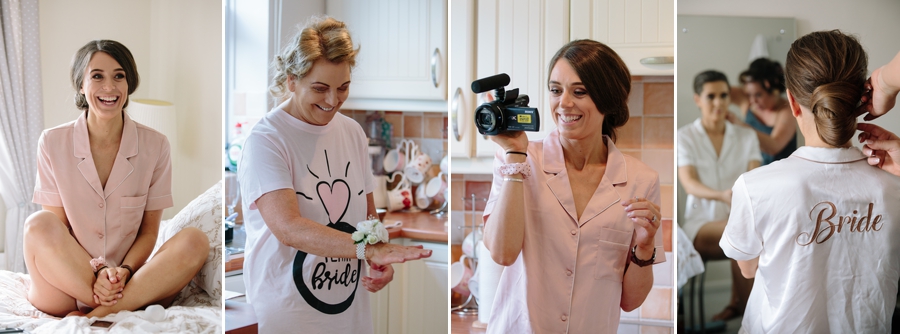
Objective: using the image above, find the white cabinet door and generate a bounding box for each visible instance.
[327,0,448,103]
[569,0,674,76]
[402,240,449,334]
[473,0,569,157]
[449,0,476,158]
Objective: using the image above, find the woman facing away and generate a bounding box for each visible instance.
[482,39,664,333]
[721,30,900,333]
[677,70,761,322]
[237,17,431,333]
[727,58,798,166]
[25,40,208,318]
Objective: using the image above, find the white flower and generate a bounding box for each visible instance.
[366,234,379,244]
[351,231,365,242]
[357,220,375,233]
[376,226,389,242]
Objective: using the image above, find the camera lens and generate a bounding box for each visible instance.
[475,106,498,134]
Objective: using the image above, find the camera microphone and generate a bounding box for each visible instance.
[471,73,511,94]
[471,73,540,135]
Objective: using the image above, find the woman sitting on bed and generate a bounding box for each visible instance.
[24,40,209,318]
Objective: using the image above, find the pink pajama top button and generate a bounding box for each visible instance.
[98,203,104,208]
[570,229,576,235]
[98,233,103,239]
[561,315,567,321]
[566,269,572,276]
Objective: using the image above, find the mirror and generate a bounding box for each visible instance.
[675,15,797,227]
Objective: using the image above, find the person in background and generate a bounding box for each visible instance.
[721,30,900,333]
[677,70,761,322]
[858,51,900,177]
[727,58,798,165]
[482,39,664,333]
[237,17,431,333]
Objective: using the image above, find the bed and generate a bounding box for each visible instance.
[0,182,224,333]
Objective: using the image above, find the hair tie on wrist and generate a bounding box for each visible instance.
[94,266,108,278]
[505,151,527,157]
[121,265,134,284]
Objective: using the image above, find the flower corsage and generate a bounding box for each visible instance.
[352,217,390,260]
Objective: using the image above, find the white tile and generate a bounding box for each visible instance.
[450,210,465,244]
[617,323,640,334]
[652,253,673,287]
[621,306,640,319]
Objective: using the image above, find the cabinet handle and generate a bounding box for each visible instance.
[431,48,442,88]
[451,87,462,141]
[639,56,674,65]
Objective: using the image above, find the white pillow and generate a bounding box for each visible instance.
[154,181,223,303]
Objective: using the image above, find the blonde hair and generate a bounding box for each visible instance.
[269,16,359,97]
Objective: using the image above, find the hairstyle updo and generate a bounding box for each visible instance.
[548,39,630,142]
[739,58,785,94]
[693,70,730,95]
[785,30,867,147]
[71,40,140,111]
[269,16,359,98]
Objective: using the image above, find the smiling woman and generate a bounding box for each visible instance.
[24,40,208,318]
[237,16,433,333]
[480,39,666,333]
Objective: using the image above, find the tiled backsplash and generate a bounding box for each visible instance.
[339,110,449,165]
[450,76,675,330]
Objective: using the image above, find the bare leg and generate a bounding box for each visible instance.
[692,220,728,261]
[692,220,749,321]
[86,227,208,318]
[23,211,97,317]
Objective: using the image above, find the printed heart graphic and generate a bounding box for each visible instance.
[317,179,351,224]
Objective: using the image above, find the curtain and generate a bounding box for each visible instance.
[0,0,43,272]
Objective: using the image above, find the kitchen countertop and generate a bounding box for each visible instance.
[383,210,449,243]
[226,210,447,273]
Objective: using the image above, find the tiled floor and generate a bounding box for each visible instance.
[683,284,900,333]
[680,283,741,334]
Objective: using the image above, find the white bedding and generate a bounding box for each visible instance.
[0,270,221,333]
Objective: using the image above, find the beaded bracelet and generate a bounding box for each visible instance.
[352,217,390,260]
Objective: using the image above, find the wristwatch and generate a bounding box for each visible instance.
[630,245,656,267]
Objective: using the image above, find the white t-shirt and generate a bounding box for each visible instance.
[677,118,761,239]
[721,146,900,333]
[238,108,376,334]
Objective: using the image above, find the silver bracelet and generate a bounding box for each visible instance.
[503,177,523,182]
[356,243,366,260]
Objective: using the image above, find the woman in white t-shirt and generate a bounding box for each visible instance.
[721,30,900,333]
[237,17,432,333]
[677,70,761,321]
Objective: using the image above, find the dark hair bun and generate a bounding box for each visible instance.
[785,30,867,147]
[809,81,862,146]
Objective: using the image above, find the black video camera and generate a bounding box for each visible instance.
[471,73,540,136]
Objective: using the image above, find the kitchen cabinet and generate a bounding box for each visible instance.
[327,0,448,112]
[449,0,476,158]
[569,0,674,76]
[371,239,449,334]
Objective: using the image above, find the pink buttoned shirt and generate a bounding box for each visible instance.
[484,130,666,333]
[32,112,173,267]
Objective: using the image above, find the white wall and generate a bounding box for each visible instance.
[40,0,222,219]
[678,0,900,287]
